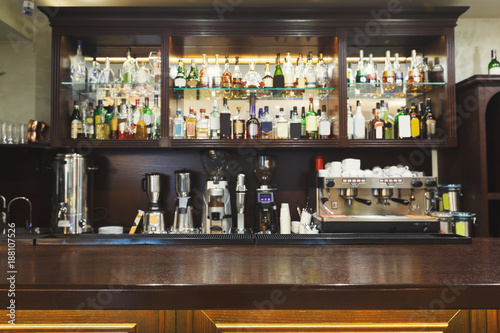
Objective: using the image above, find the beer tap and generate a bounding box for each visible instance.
[7,197,32,234]
[1,195,6,234]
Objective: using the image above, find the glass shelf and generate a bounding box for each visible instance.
[61,82,161,99]
[173,87,335,100]
[348,82,445,99]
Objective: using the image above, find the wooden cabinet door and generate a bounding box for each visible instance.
[179,309,470,333]
[0,310,160,332]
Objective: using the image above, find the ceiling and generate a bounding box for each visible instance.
[33,0,499,19]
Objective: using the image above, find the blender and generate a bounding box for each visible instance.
[253,154,279,234]
[142,173,166,233]
[201,150,232,234]
[172,170,195,233]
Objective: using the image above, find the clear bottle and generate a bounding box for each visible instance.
[210,98,220,139]
[290,107,301,139]
[305,98,317,139]
[366,53,378,94]
[98,57,115,84]
[295,54,306,89]
[318,105,330,139]
[124,100,136,139]
[371,107,385,140]
[186,59,199,88]
[88,55,100,92]
[196,109,209,139]
[173,108,185,139]
[246,105,261,139]
[408,49,421,92]
[135,105,148,140]
[283,51,295,88]
[232,107,245,139]
[261,106,273,139]
[232,56,243,97]
[222,54,232,98]
[71,40,86,90]
[199,54,210,88]
[488,50,500,75]
[151,95,161,139]
[273,53,285,88]
[118,98,128,140]
[393,53,405,96]
[346,100,354,139]
[174,59,187,88]
[186,107,197,139]
[353,100,366,139]
[316,52,328,88]
[220,98,232,139]
[305,52,316,88]
[276,108,289,139]
[123,48,138,83]
[424,98,437,139]
[382,50,395,93]
[85,102,95,139]
[355,50,367,95]
[262,62,274,88]
[419,57,431,92]
[70,101,83,139]
[137,61,150,84]
[243,61,262,88]
[110,99,119,140]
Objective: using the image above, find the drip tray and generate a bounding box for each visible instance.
[36,233,254,245]
[254,233,471,245]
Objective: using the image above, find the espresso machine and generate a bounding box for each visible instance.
[172,170,195,233]
[315,174,439,233]
[253,154,279,234]
[142,173,166,233]
[201,150,232,234]
[53,153,92,234]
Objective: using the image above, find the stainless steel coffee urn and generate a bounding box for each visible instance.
[52,153,92,234]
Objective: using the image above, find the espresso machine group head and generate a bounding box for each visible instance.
[201,150,232,234]
[253,154,279,234]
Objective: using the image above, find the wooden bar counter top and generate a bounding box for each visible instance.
[1,238,500,310]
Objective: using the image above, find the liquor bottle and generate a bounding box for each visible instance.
[290,107,301,139]
[70,101,83,139]
[196,109,209,139]
[84,102,95,139]
[353,100,366,139]
[300,106,307,138]
[136,105,148,140]
[124,100,135,139]
[316,52,328,89]
[283,51,295,88]
[409,103,420,139]
[318,105,331,139]
[232,56,243,97]
[173,108,185,139]
[295,54,306,89]
[394,53,404,96]
[186,107,197,139]
[355,50,367,95]
[246,105,261,139]
[418,102,425,139]
[186,59,199,88]
[382,50,395,93]
[94,100,107,140]
[212,54,222,88]
[118,98,128,140]
[371,107,385,140]
[210,98,220,139]
[430,57,445,83]
[141,97,153,138]
[366,53,378,94]
[220,98,232,139]
[261,106,273,139]
[151,95,161,139]
[88,55,100,92]
[273,53,285,88]
[123,48,138,83]
[347,99,354,139]
[305,98,318,139]
[262,62,274,88]
[408,49,421,92]
[131,99,141,137]
[174,59,187,88]
[232,107,245,139]
[488,50,500,74]
[243,61,262,88]
[70,40,86,90]
[275,108,289,139]
[98,57,115,84]
[347,63,353,91]
[424,98,437,139]
[222,54,232,98]
[151,49,161,84]
[305,52,316,88]
[395,107,411,139]
[382,101,393,139]
[137,61,150,84]
[199,54,209,88]
[110,99,119,140]
[366,104,375,140]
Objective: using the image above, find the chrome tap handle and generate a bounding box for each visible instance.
[7,197,32,233]
[0,195,6,209]
[57,202,67,219]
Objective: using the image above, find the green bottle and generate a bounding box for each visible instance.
[300,106,306,138]
[305,98,318,139]
[488,49,500,75]
[143,97,154,139]
[273,53,284,88]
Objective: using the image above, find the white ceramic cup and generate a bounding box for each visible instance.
[291,221,300,234]
[329,161,342,177]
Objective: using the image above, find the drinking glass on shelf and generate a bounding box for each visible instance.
[19,123,27,144]
[12,124,20,144]
[5,123,13,144]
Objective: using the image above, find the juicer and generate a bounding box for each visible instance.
[201,150,232,234]
[142,173,166,233]
[172,170,195,233]
[253,154,279,234]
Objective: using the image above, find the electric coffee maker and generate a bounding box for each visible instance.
[201,150,232,234]
[253,154,279,234]
[142,173,166,233]
[172,170,195,233]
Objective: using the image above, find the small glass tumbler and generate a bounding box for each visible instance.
[12,123,20,144]
[6,123,13,144]
[19,123,27,144]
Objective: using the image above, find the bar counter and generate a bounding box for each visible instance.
[1,238,500,310]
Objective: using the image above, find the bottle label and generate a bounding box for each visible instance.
[71,120,82,139]
[347,118,354,137]
[399,115,411,138]
[374,123,383,139]
[296,77,306,88]
[200,76,209,87]
[174,123,183,137]
[395,72,404,84]
[490,67,500,75]
[276,123,288,139]
[210,116,220,131]
[261,121,273,136]
[306,115,317,132]
[174,77,186,88]
[284,73,295,88]
[319,121,331,137]
[233,121,244,138]
[411,118,420,137]
[248,124,259,138]
[426,119,437,135]
[187,122,196,137]
[263,77,273,88]
[290,123,301,139]
[119,122,126,133]
[220,113,232,136]
[86,117,94,135]
[144,114,152,134]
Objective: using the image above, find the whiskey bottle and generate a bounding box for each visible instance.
[424,98,437,139]
[212,54,222,88]
[418,102,426,139]
[186,59,199,88]
[246,105,261,139]
[408,49,421,92]
[305,98,317,139]
[173,108,185,139]
[232,107,245,139]
[110,99,119,140]
[135,106,148,140]
[316,52,328,89]
[419,57,431,92]
[305,52,316,88]
[262,62,274,88]
[393,53,404,96]
[261,106,273,139]
[295,54,306,95]
[220,98,232,139]
[186,107,197,139]
[84,102,95,139]
[276,108,289,139]
[283,52,295,89]
[94,100,106,140]
[318,105,331,139]
[151,95,160,140]
[222,55,232,98]
[352,100,365,139]
[488,49,500,74]
[199,54,209,88]
[210,98,221,139]
[232,56,243,97]
[174,59,187,88]
[273,53,285,88]
[409,103,420,139]
[382,50,395,93]
[196,109,209,139]
[70,101,83,139]
[371,107,385,140]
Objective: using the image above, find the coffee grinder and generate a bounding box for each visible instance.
[172,170,195,233]
[201,150,232,234]
[253,154,279,234]
[142,173,166,233]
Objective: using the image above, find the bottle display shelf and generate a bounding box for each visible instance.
[346,138,448,147]
[169,138,339,148]
[172,87,335,101]
[348,82,446,99]
[61,82,161,98]
[57,138,161,148]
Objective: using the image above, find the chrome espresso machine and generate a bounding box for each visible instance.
[315,173,439,233]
